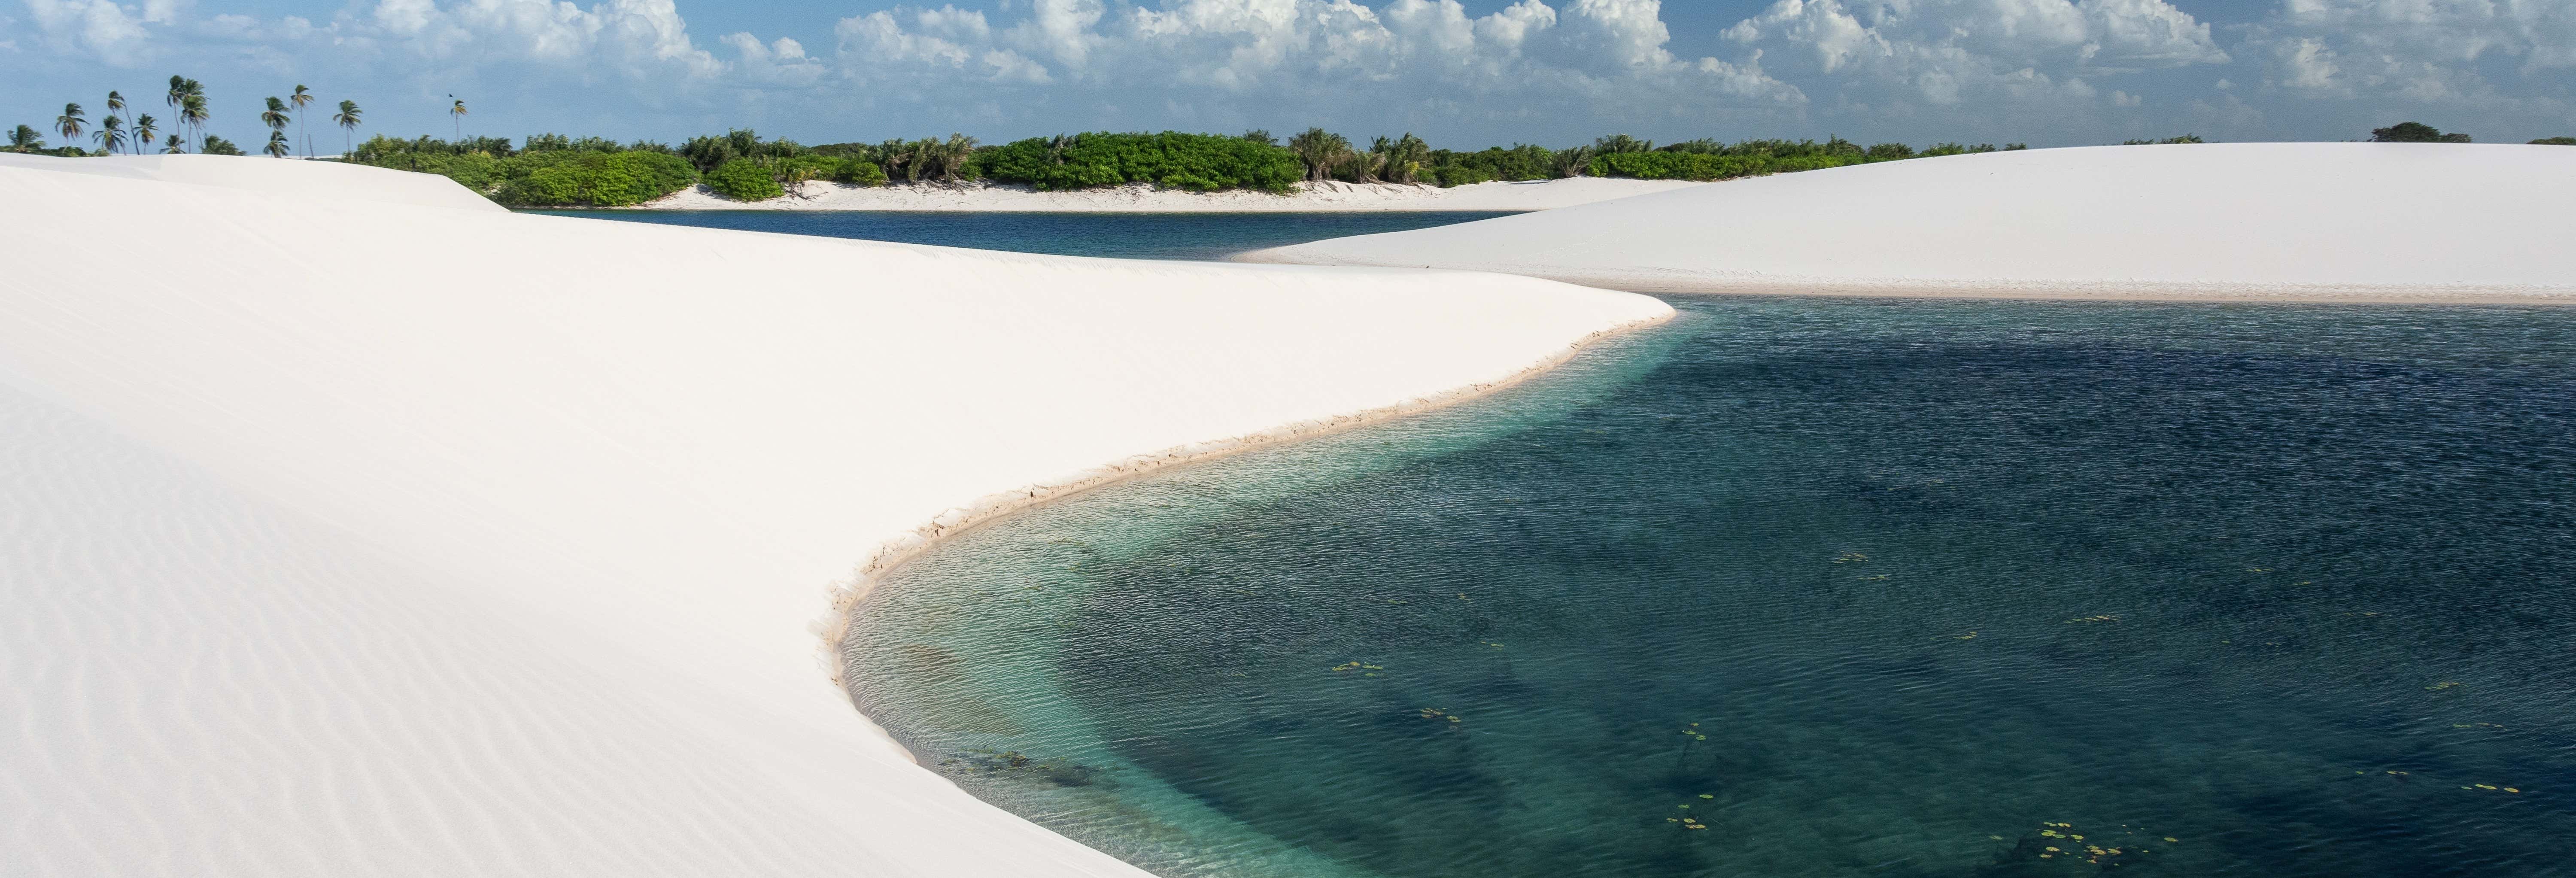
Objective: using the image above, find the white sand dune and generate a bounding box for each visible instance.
[1242,143,2576,301]
[0,155,1670,876]
[0,152,504,211]
[640,176,1704,212]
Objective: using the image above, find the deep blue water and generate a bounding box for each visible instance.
[844,298,2576,878]
[536,209,1515,261]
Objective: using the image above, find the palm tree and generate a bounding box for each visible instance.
[264,130,291,158]
[93,115,127,155]
[179,92,209,148]
[1344,147,1385,183]
[939,133,978,182]
[1287,128,1352,183]
[260,96,290,151]
[1367,133,1431,184]
[1361,137,1396,183]
[56,103,85,150]
[331,100,362,154]
[102,90,129,154]
[1552,145,1597,179]
[289,85,313,156]
[1394,133,1430,184]
[8,125,43,152]
[447,96,467,140]
[161,134,184,154]
[132,114,158,153]
[875,138,915,182]
[887,138,935,182]
[1594,134,1652,154]
[165,76,209,150]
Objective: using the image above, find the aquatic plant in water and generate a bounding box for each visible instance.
[1997,821,2167,868]
[938,749,1107,788]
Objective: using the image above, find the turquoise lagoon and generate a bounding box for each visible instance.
[844,298,2576,878]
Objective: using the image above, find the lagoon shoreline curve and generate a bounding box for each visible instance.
[0,152,1671,878]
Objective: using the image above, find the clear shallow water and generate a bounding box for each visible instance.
[845,298,2576,878]
[537,210,1514,261]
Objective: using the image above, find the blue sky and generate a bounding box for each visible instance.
[6,0,2572,152]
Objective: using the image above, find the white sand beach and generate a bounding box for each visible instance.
[639,176,1706,212]
[1242,143,2576,302]
[0,153,1671,877]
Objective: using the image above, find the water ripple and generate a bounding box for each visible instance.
[849,298,2576,878]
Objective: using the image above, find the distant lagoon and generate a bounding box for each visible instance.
[537,210,1518,262]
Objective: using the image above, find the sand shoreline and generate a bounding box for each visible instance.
[1227,254,2576,304]
[820,305,1676,670]
[636,176,1705,213]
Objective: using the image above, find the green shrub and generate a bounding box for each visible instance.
[1919,143,2010,157]
[345,134,695,207]
[393,151,504,193]
[704,158,785,201]
[1427,145,1558,184]
[834,159,888,186]
[2530,137,2576,146]
[2372,122,2471,143]
[494,151,696,207]
[976,131,1301,193]
[1433,165,1496,186]
[1588,151,1868,182]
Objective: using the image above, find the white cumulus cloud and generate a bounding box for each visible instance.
[832,0,1805,137]
[2251,0,2576,102]
[1722,0,2227,110]
[6,0,2572,148]
[21,0,155,59]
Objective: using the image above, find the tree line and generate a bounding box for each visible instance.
[320,129,2067,207]
[12,82,2570,209]
[313,123,2576,208]
[6,74,373,159]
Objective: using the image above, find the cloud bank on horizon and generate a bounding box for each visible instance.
[4,0,2572,148]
